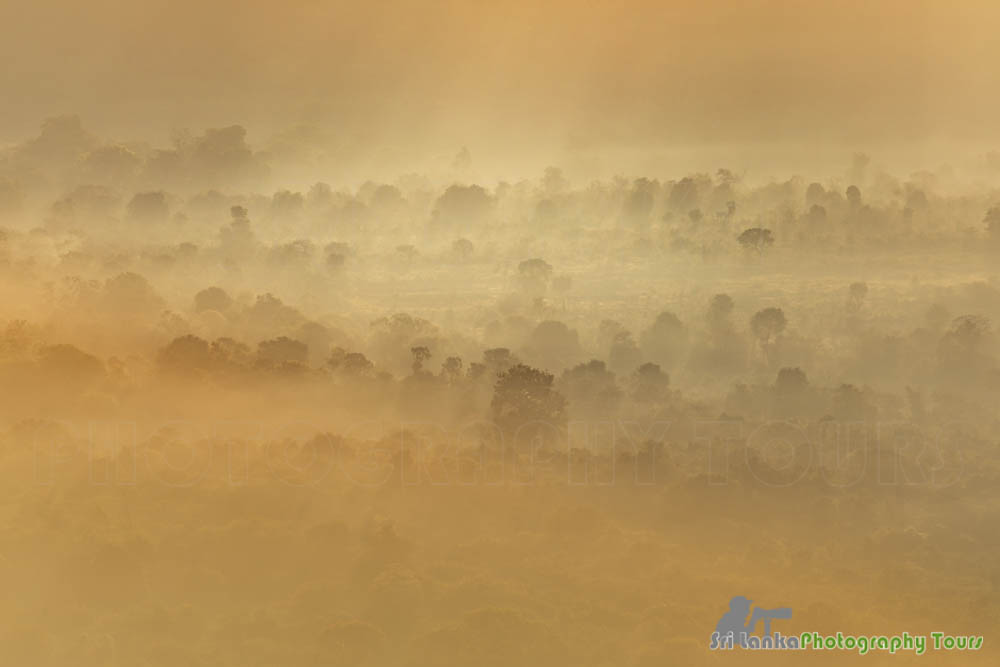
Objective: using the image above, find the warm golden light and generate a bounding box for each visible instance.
[1,1,998,665]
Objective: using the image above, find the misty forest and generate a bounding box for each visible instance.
[0,113,998,665]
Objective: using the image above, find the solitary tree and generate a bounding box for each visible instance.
[737,227,774,254]
[750,307,787,364]
[517,258,554,295]
[441,356,463,382]
[410,346,432,374]
[773,367,811,418]
[847,282,868,314]
[432,184,492,227]
[774,367,809,395]
[707,294,735,333]
[194,286,233,313]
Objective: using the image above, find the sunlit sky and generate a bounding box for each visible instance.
[2,0,998,173]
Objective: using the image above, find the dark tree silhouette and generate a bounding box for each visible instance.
[194,286,233,313]
[631,362,670,404]
[441,356,463,382]
[517,258,554,294]
[805,182,825,207]
[158,335,213,374]
[211,337,253,370]
[639,311,688,370]
[846,185,862,209]
[737,227,774,253]
[491,364,567,446]
[410,346,432,374]
[257,337,309,366]
[558,359,622,420]
[328,347,375,377]
[750,307,787,364]
[483,348,517,376]
[432,184,492,226]
[707,294,735,332]
[847,282,868,314]
[774,367,809,395]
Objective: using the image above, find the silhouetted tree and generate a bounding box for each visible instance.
[517,258,553,295]
[441,356,463,382]
[194,286,233,313]
[805,182,825,207]
[832,384,873,422]
[158,335,213,374]
[491,364,567,446]
[639,311,688,370]
[220,204,256,253]
[624,178,657,223]
[846,185,862,210]
[631,362,670,404]
[523,320,582,371]
[750,307,787,364]
[396,244,418,262]
[608,329,642,376]
[268,239,316,265]
[410,346,432,374]
[806,204,827,225]
[691,293,746,373]
[847,282,868,314]
[328,347,375,377]
[737,227,774,253]
[211,337,253,370]
[432,184,492,226]
[668,177,699,211]
[707,294,735,333]
[773,367,812,417]
[938,315,995,379]
[558,360,622,420]
[774,367,809,394]
[483,348,517,376]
